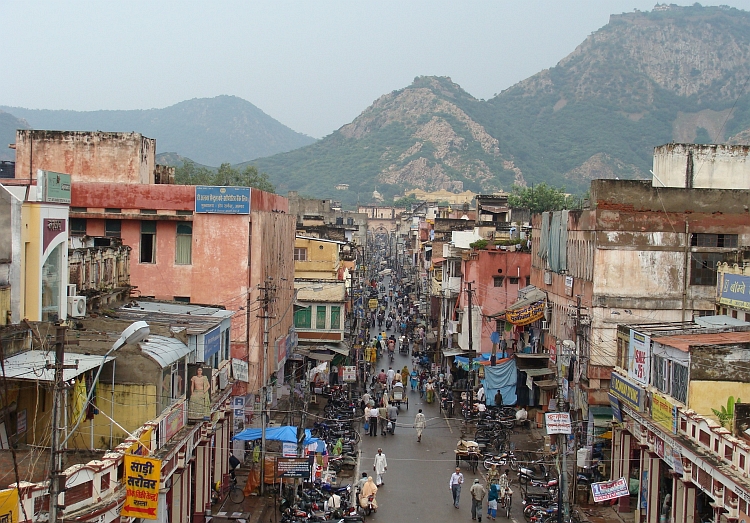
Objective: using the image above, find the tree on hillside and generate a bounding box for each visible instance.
[507,183,582,214]
[393,194,419,208]
[175,160,275,193]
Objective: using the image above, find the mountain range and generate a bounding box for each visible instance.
[0,96,315,166]
[2,4,750,207]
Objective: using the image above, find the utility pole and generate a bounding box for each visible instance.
[258,278,275,495]
[48,324,78,523]
[466,282,475,411]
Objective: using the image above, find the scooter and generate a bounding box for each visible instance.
[483,449,519,471]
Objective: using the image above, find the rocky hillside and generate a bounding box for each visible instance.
[0,96,316,166]
[254,4,750,205]
[0,111,29,162]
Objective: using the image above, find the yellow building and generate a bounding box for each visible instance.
[294,236,344,280]
[404,188,476,205]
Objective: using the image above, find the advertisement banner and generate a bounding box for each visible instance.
[39,169,72,204]
[652,393,674,433]
[195,186,251,214]
[203,327,221,361]
[343,366,357,383]
[0,488,18,523]
[591,477,629,503]
[628,330,650,386]
[506,301,545,326]
[545,412,572,435]
[609,373,643,412]
[123,455,161,519]
[719,273,750,310]
[276,457,313,479]
[232,358,249,382]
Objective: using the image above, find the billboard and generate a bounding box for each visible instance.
[38,169,71,204]
[123,455,161,519]
[719,273,750,311]
[195,186,251,214]
[628,330,650,386]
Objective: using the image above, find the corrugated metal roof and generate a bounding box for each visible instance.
[117,301,233,335]
[651,331,750,353]
[139,335,190,368]
[3,350,114,382]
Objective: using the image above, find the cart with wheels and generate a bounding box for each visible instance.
[389,382,409,410]
[454,449,480,473]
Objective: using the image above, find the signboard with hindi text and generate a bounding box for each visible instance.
[591,477,629,503]
[719,273,750,310]
[545,412,572,435]
[505,301,545,326]
[123,455,161,519]
[0,488,18,523]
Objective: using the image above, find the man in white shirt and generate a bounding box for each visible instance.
[449,467,464,508]
[327,492,342,511]
[386,367,395,390]
[373,448,388,486]
[477,385,486,404]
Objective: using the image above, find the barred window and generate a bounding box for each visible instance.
[672,363,688,403]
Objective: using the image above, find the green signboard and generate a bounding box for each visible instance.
[40,170,71,204]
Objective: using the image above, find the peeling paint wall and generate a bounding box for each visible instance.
[14,130,156,184]
[653,143,750,189]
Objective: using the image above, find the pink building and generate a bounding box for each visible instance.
[457,247,532,353]
[13,130,296,396]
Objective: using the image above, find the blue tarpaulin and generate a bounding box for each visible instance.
[481,358,517,406]
[232,425,320,445]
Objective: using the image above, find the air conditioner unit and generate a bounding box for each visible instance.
[541,320,549,330]
[68,296,87,318]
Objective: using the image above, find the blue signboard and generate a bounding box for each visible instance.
[195,186,251,214]
[203,327,221,360]
[719,273,750,310]
[609,372,643,412]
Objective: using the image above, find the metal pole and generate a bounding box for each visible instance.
[556,341,570,523]
[48,324,67,523]
[467,282,474,408]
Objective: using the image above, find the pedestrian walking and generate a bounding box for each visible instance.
[373,448,388,486]
[414,409,426,442]
[449,467,464,508]
[470,479,487,521]
[378,405,388,436]
[368,406,379,437]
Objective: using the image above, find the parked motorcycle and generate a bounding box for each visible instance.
[483,449,519,471]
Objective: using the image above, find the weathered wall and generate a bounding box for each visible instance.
[688,381,750,421]
[653,143,750,189]
[14,130,155,184]
[294,238,340,279]
[591,178,750,214]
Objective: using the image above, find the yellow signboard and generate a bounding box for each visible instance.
[368,298,378,309]
[505,301,545,326]
[123,454,161,519]
[0,488,18,523]
[651,393,675,433]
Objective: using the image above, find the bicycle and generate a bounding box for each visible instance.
[213,476,245,505]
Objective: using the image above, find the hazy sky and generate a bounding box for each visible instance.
[3,1,750,139]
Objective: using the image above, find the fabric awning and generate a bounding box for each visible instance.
[3,350,114,382]
[324,344,350,356]
[515,353,550,370]
[535,379,558,389]
[442,348,467,357]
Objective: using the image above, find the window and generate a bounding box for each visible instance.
[173,296,190,303]
[493,276,504,287]
[70,218,86,236]
[141,209,156,215]
[330,306,341,330]
[526,276,531,286]
[175,223,193,265]
[691,233,738,248]
[509,277,520,285]
[294,307,311,329]
[177,210,193,216]
[616,336,628,370]
[672,363,688,403]
[294,248,307,261]
[105,208,121,214]
[733,310,738,319]
[140,222,156,263]
[690,252,724,285]
[746,313,750,323]
[104,220,121,237]
[316,306,327,329]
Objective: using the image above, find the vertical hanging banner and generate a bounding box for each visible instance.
[123,454,161,519]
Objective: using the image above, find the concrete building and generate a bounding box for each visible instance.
[652,143,750,189]
[610,322,750,523]
[531,178,750,419]
[287,192,368,246]
[11,130,296,397]
[717,262,750,322]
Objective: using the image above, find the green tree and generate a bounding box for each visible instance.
[175,160,275,193]
[393,194,419,208]
[507,183,568,213]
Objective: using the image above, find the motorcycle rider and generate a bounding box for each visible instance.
[497,469,512,501]
[360,476,378,512]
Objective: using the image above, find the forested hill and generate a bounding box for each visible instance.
[251,4,750,207]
